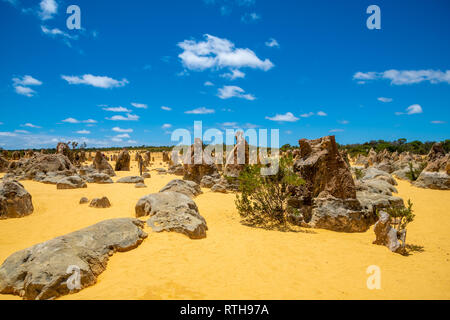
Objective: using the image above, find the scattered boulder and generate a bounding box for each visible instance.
[114,149,130,171]
[0,218,147,300]
[159,179,202,198]
[89,197,111,208]
[211,183,227,193]
[56,176,87,190]
[200,175,216,188]
[0,180,34,219]
[142,172,151,179]
[154,168,167,175]
[79,197,89,204]
[116,176,144,184]
[135,183,147,188]
[168,163,184,176]
[135,191,207,239]
[83,172,113,184]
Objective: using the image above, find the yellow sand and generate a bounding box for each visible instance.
[0,153,449,300]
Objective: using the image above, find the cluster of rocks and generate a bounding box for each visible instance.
[413,143,450,190]
[135,179,208,239]
[0,218,147,300]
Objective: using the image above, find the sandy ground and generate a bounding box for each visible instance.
[0,152,449,300]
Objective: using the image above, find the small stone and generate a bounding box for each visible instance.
[79,197,89,204]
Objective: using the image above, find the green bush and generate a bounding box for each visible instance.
[235,156,304,227]
[405,162,426,181]
[385,199,415,250]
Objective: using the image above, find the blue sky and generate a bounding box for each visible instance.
[0,0,449,150]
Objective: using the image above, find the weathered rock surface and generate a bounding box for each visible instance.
[211,183,227,193]
[224,132,250,178]
[83,172,113,184]
[135,191,207,239]
[92,152,115,177]
[413,172,450,190]
[114,150,130,171]
[159,179,202,198]
[413,143,450,190]
[0,156,9,173]
[0,180,34,219]
[56,176,87,190]
[79,197,89,204]
[168,163,184,176]
[116,176,144,184]
[0,218,147,300]
[373,211,402,253]
[142,172,151,179]
[89,197,111,208]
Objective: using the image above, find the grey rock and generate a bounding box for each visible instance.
[79,197,89,204]
[211,183,227,193]
[361,167,397,186]
[56,176,87,190]
[89,197,111,208]
[357,190,404,214]
[142,172,151,179]
[200,175,216,188]
[0,218,147,300]
[135,183,147,188]
[159,179,202,198]
[135,191,207,239]
[0,180,34,219]
[413,172,450,190]
[84,173,113,184]
[373,211,402,253]
[168,164,184,176]
[116,176,144,184]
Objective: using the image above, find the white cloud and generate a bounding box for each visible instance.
[185,107,215,114]
[395,104,423,115]
[13,75,42,86]
[221,122,238,127]
[131,102,148,109]
[220,69,245,80]
[14,86,36,97]
[241,12,261,23]
[106,114,139,121]
[102,106,131,112]
[265,38,279,48]
[354,69,450,85]
[22,123,41,128]
[317,111,327,116]
[265,112,299,122]
[204,81,214,86]
[62,118,97,124]
[0,132,17,137]
[378,97,393,103]
[61,74,129,88]
[162,124,172,129]
[76,130,90,134]
[431,120,446,124]
[115,133,130,139]
[217,86,255,100]
[161,106,172,111]
[39,0,58,20]
[41,26,74,39]
[178,34,273,74]
[329,129,344,133]
[300,112,314,118]
[112,127,133,133]
[15,130,30,134]
[338,120,349,125]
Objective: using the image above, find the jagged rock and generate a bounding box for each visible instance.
[116,176,144,184]
[413,172,450,190]
[0,156,9,173]
[373,211,402,253]
[12,151,20,160]
[92,152,115,177]
[159,179,202,198]
[361,167,397,186]
[224,132,250,178]
[89,197,111,208]
[413,143,450,189]
[114,150,130,171]
[56,176,87,190]
[356,179,397,196]
[0,218,147,300]
[135,183,147,188]
[162,151,170,162]
[79,197,89,204]
[182,138,219,183]
[0,180,34,219]
[5,154,76,182]
[135,191,207,239]
[168,164,184,176]
[356,191,404,214]
[200,175,217,188]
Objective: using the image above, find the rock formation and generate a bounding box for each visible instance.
[373,211,403,253]
[92,152,115,177]
[159,179,202,198]
[183,138,218,183]
[116,176,144,184]
[0,180,34,219]
[413,143,450,190]
[89,197,111,208]
[114,149,130,171]
[135,191,207,239]
[0,218,147,300]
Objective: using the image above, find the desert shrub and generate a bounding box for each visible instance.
[405,162,426,181]
[385,199,415,250]
[235,156,304,227]
[354,168,364,180]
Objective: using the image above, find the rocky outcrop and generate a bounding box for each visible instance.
[92,152,115,177]
[12,151,20,160]
[114,150,130,171]
[224,132,250,178]
[56,176,87,190]
[182,139,218,183]
[0,218,147,300]
[135,191,207,239]
[168,164,184,176]
[89,197,111,208]
[159,179,202,198]
[0,180,34,219]
[5,154,77,183]
[291,136,375,232]
[0,156,9,173]
[373,211,403,253]
[413,143,450,190]
[116,176,144,184]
